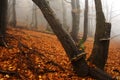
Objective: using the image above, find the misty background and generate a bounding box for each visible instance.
[8,0,120,41]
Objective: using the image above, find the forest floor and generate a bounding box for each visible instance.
[0,27,120,80]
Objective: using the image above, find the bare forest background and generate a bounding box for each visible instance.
[8,0,120,42]
[0,0,120,79]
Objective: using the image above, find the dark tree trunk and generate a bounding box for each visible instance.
[89,66,114,80]
[32,0,88,77]
[71,0,80,42]
[12,0,16,27]
[88,0,111,70]
[32,0,114,79]
[0,0,8,46]
[8,0,16,27]
[7,0,16,27]
[82,0,88,42]
[0,0,8,35]
[7,0,11,23]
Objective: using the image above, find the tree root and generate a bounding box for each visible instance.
[0,36,8,48]
[46,61,65,71]
[88,66,116,80]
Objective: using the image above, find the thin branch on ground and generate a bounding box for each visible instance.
[0,69,21,78]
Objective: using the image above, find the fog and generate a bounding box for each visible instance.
[9,0,120,40]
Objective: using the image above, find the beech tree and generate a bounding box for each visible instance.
[11,0,16,27]
[82,0,88,42]
[8,0,16,27]
[0,0,8,46]
[88,0,111,70]
[70,0,80,42]
[31,3,38,29]
[32,0,114,79]
[32,0,88,77]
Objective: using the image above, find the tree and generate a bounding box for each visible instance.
[88,0,111,70]
[32,0,88,77]
[70,0,80,42]
[31,3,38,29]
[32,0,114,79]
[0,0,8,46]
[7,0,12,22]
[0,0,8,35]
[8,0,16,27]
[82,0,88,42]
[12,0,16,27]
[62,0,69,32]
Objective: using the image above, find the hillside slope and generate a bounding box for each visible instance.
[0,27,120,80]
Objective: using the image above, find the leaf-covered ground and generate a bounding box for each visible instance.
[0,27,120,80]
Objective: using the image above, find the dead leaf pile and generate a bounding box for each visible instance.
[0,27,119,80]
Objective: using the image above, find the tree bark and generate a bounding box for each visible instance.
[82,0,88,42]
[31,3,38,29]
[0,0,8,46]
[88,0,111,70]
[32,0,88,77]
[0,0,8,35]
[62,0,69,32]
[32,0,114,79]
[89,66,114,80]
[71,0,80,42]
[12,0,16,27]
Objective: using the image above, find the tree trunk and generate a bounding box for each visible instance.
[62,0,69,32]
[9,0,16,27]
[71,0,80,42]
[88,0,111,70]
[32,0,88,77]
[89,66,114,80]
[0,0,8,35]
[0,0,8,46]
[82,0,88,42]
[32,0,114,79]
[7,0,12,22]
[12,0,16,27]
[31,3,38,29]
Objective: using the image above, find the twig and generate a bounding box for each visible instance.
[113,69,120,74]
[0,69,20,78]
[0,36,8,48]
[46,61,65,71]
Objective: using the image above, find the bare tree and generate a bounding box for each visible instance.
[8,0,16,27]
[0,0,8,46]
[7,0,12,21]
[32,0,114,79]
[82,0,88,42]
[70,0,80,42]
[31,3,38,29]
[88,0,111,70]
[62,0,69,32]
[12,0,16,27]
[32,0,88,77]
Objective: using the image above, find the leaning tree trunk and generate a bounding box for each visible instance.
[88,0,111,70]
[71,0,80,43]
[32,0,88,77]
[82,0,88,42]
[32,0,114,79]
